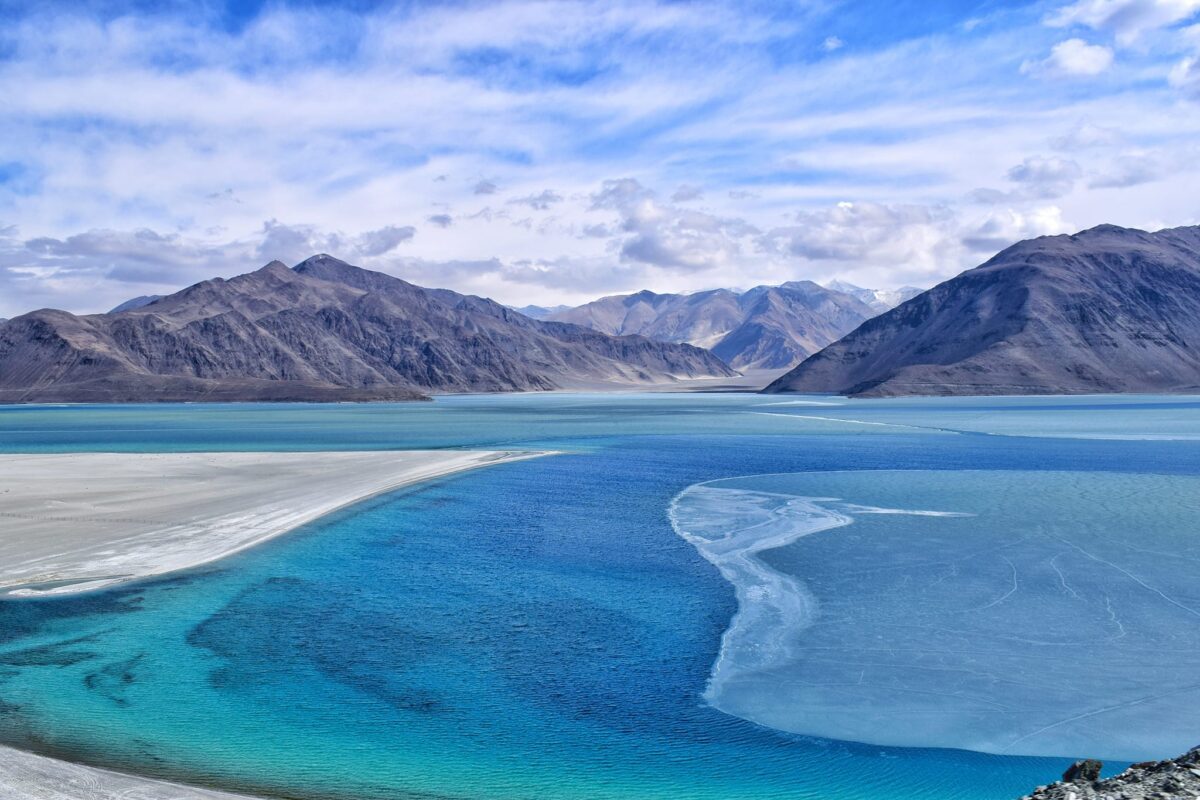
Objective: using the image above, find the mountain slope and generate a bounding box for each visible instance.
[766,224,1200,397]
[0,255,734,403]
[550,282,874,369]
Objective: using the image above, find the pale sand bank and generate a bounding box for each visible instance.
[0,449,548,596]
[0,746,259,800]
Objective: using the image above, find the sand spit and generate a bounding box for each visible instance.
[0,746,260,800]
[0,449,549,597]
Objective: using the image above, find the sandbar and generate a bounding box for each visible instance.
[0,745,259,800]
[0,449,548,597]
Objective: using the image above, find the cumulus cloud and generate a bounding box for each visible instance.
[1048,0,1200,45]
[762,202,956,266]
[961,207,1071,252]
[427,214,454,228]
[1022,38,1114,77]
[473,180,498,195]
[822,36,844,51]
[590,178,758,271]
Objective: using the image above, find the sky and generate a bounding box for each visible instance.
[2,0,1200,318]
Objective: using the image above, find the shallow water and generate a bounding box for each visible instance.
[2,394,1200,798]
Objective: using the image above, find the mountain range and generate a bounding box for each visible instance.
[768,224,1200,397]
[546,282,883,370]
[0,255,733,403]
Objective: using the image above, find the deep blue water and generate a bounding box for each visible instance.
[2,394,1199,799]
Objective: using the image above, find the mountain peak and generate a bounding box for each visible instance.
[293,253,352,273]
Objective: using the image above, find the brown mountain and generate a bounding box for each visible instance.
[766,224,1200,397]
[0,255,734,403]
[549,282,875,370]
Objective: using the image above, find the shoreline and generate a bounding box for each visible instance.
[0,745,264,800]
[0,449,552,597]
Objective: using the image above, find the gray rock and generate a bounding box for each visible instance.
[1064,760,1103,783]
[1020,747,1200,799]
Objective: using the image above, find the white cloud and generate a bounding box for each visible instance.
[763,202,957,267]
[1006,156,1084,198]
[1089,152,1168,186]
[1048,0,1200,45]
[822,36,844,52]
[3,1,1200,315]
[960,207,1071,252]
[508,190,564,210]
[1022,38,1115,77]
[590,178,758,271]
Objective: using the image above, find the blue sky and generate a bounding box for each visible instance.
[2,0,1199,316]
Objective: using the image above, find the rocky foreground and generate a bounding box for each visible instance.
[1022,749,1200,799]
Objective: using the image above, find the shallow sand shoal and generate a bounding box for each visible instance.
[0,449,549,597]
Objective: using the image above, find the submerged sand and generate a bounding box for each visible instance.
[0,449,547,596]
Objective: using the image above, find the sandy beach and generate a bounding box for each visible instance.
[0,449,549,597]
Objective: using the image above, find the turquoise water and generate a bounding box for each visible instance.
[2,394,1200,798]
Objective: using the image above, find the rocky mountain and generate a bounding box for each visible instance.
[109,294,165,313]
[0,255,734,403]
[510,304,570,320]
[549,282,875,370]
[824,280,923,314]
[767,224,1200,397]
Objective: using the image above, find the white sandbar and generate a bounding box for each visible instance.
[0,746,259,800]
[0,449,549,597]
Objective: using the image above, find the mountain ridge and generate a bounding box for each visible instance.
[0,255,735,403]
[548,282,878,370]
[766,224,1200,397]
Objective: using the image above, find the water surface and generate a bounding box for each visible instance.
[2,394,1199,798]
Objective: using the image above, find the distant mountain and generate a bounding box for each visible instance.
[549,282,875,370]
[510,304,570,320]
[767,224,1200,397]
[109,294,164,313]
[824,280,923,314]
[0,255,734,403]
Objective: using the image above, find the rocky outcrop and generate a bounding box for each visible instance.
[767,224,1200,397]
[1021,749,1200,799]
[0,255,734,403]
